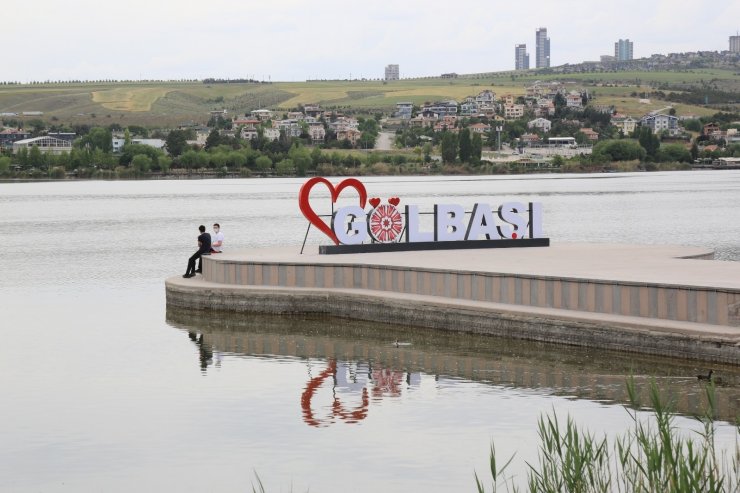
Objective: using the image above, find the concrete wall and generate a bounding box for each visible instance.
[201,258,740,327]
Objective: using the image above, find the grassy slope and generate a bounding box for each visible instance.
[0,68,736,126]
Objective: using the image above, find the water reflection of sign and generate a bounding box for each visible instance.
[298,177,549,254]
[300,359,416,428]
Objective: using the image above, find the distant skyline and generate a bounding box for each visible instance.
[4,0,739,83]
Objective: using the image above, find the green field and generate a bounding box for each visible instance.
[0,68,737,127]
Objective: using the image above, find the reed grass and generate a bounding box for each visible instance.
[476,377,740,493]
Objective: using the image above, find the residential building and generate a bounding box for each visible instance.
[468,123,491,134]
[233,118,260,129]
[702,122,721,137]
[515,44,529,70]
[527,118,552,133]
[0,128,32,150]
[423,100,458,116]
[409,115,436,128]
[250,109,273,121]
[475,90,496,105]
[460,101,479,116]
[303,105,322,118]
[111,137,166,153]
[12,136,72,155]
[240,128,258,140]
[614,39,634,61]
[520,133,541,143]
[262,128,279,141]
[275,120,302,138]
[535,27,550,68]
[611,115,638,135]
[640,114,679,135]
[566,92,583,108]
[385,64,399,81]
[504,104,524,119]
[395,102,413,119]
[579,128,599,141]
[730,35,740,53]
[308,124,326,144]
[336,128,362,146]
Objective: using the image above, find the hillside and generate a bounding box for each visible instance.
[1,68,738,127]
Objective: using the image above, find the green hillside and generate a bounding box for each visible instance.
[1,68,737,127]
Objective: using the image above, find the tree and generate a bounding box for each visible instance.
[636,127,660,160]
[471,133,482,164]
[458,128,471,162]
[28,145,44,168]
[205,129,221,150]
[592,139,646,162]
[440,132,458,164]
[0,156,11,174]
[690,142,699,161]
[165,130,188,157]
[76,127,112,153]
[255,155,273,171]
[657,143,692,163]
[131,154,152,173]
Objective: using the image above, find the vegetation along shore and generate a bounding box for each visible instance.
[1,66,738,180]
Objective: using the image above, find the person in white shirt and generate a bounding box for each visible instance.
[210,223,224,253]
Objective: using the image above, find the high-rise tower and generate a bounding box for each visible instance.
[384,64,399,80]
[614,39,634,60]
[535,28,550,68]
[730,34,740,53]
[515,44,530,70]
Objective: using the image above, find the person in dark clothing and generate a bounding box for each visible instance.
[183,225,211,278]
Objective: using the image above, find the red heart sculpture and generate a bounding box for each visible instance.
[299,177,368,245]
[388,197,400,206]
[369,197,381,208]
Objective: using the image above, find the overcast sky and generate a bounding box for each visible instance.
[4,0,739,82]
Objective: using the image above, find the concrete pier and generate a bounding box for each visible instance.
[165,243,740,365]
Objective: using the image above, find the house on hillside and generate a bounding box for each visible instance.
[0,128,32,150]
[579,128,599,141]
[250,109,273,121]
[395,102,414,119]
[611,114,638,135]
[527,118,552,133]
[475,90,496,105]
[336,128,362,146]
[468,123,491,134]
[308,123,325,144]
[640,114,679,135]
[566,92,583,108]
[504,104,524,119]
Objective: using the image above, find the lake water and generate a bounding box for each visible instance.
[1,171,739,492]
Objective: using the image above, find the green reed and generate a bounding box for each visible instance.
[476,377,740,493]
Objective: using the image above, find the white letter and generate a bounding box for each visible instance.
[528,202,543,238]
[406,205,434,242]
[465,203,499,240]
[497,202,527,239]
[332,206,368,245]
[434,204,466,241]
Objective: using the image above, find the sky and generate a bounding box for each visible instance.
[3,0,739,83]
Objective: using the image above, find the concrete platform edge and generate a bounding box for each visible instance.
[165,279,740,365]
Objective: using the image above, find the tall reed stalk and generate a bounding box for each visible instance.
[476,377,740,493]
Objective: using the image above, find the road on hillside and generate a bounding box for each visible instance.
[374,131,395,151]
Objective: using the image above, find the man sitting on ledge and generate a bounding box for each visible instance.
[183,225,211,278]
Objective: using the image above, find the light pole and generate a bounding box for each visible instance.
[496,126,503,154]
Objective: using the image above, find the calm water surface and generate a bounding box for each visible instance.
[1,171,739,492]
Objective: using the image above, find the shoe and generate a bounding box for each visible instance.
[195,269,202,274]
[182,273,194,278]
